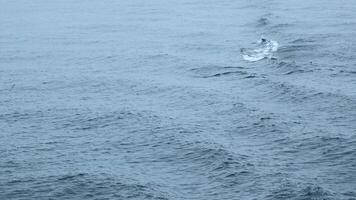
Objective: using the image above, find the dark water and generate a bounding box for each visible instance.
[1,0,356,199]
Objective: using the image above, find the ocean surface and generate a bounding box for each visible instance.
[1,0,356,199]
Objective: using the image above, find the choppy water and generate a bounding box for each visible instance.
[1,0,356,199]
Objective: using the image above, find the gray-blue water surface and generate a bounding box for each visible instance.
[1,0,356,199]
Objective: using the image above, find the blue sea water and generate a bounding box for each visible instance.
[1,0,356,199]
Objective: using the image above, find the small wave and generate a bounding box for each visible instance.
[4,173,169,200]
[189,65,249,78]
[176,144,254,189]
[271,23,294,29]
[57,173,87,181]
[257,17,269,27]
[298,186,333,200]
[290,38,316,44]
[241,38,279,62]
[266,182,334,200]
[244,74,258,79]
[277,40,320,60]
[275,61,313,75]
[203,70,248,78]
[338,70,356,76]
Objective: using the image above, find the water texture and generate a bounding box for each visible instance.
[1,0,356,199]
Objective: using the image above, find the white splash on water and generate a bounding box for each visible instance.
[241,38,279,62]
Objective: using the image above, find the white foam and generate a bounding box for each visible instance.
[241,39,279,62]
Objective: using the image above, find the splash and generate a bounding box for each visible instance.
[241,38,279,62]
